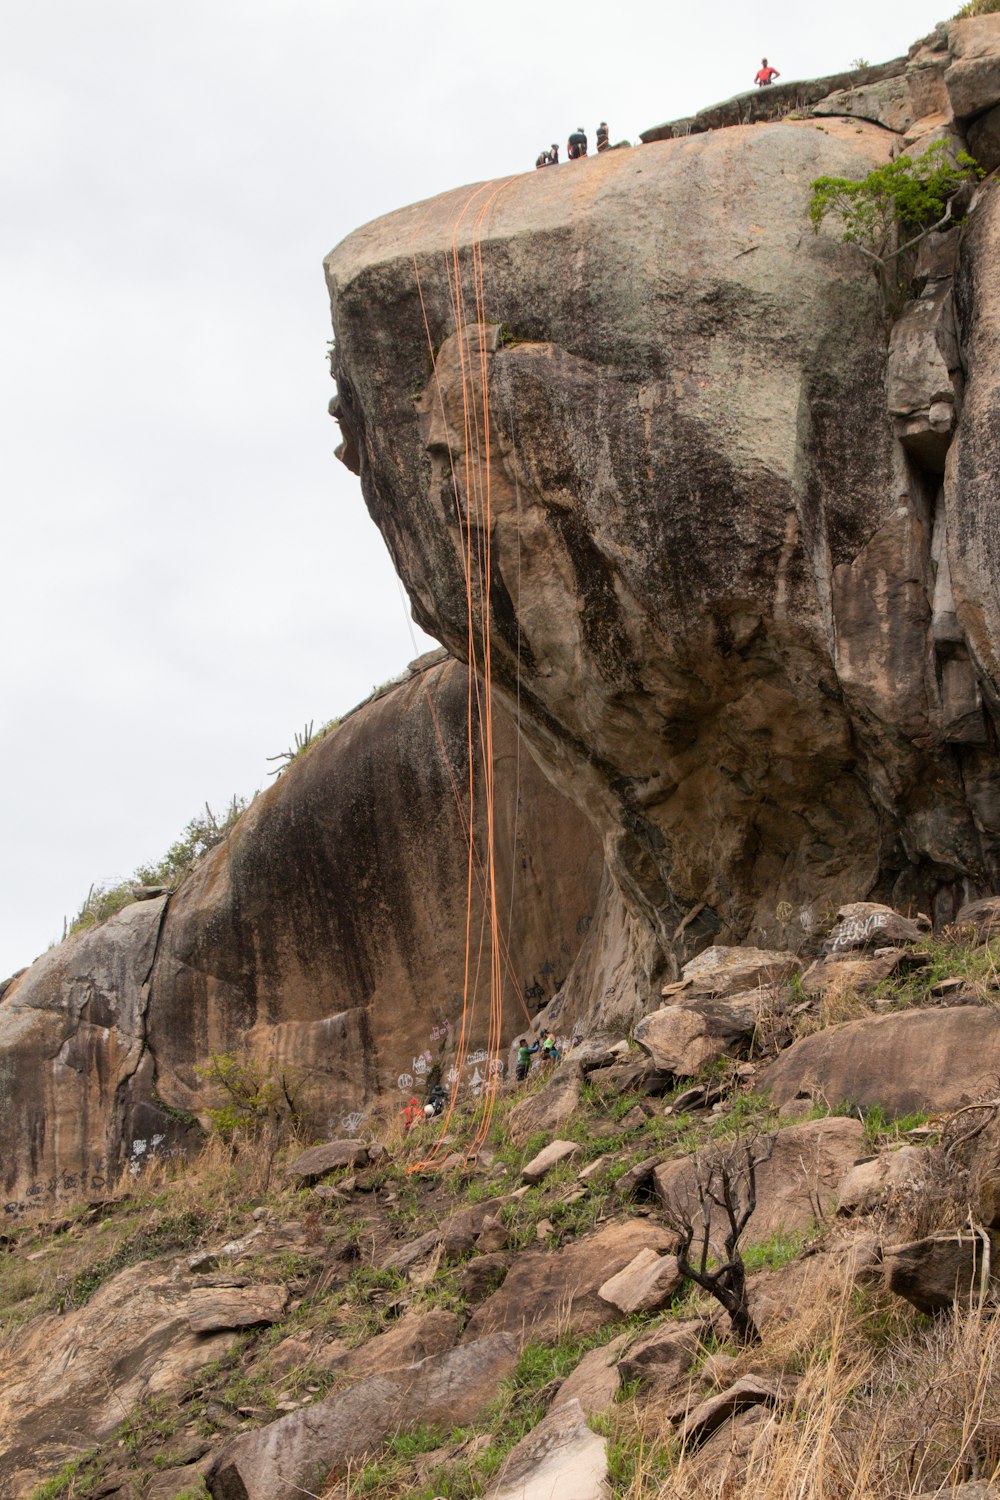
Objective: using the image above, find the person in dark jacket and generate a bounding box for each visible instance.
[596,122,609,152]
[567,127,588,159]
[515,1037,539,1082]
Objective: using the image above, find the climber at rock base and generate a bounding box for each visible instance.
[515,1036,539,1082]
[567,127,588,159]
[403,1096,423,1129]
[424,1082,447,1117]
[540,1031,560,1066]
[755,58,780,86]
[596,121,609,152]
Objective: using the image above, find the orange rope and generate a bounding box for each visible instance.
[403,176,530,1170]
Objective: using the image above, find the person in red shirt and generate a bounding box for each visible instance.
[755,58,780,86]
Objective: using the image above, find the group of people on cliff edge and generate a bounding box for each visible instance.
[535,122,610,169]
[533,59,780,170]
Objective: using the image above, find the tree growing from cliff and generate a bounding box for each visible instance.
[660,1127,775,1346]
[808,140,983,318]
[195,1052,302,1151]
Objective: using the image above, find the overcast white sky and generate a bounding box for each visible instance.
[1,0,948,978]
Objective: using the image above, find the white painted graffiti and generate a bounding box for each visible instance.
[340,1111,366,1134]
[129,1133,166,1176]
[830,912,891,951]
[397,1073,414,1091]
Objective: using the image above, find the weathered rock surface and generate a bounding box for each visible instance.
[883,1230,997,1313]
[522,1139,580,1184]
[597,1246,683,1314]
[0,656,602,1212]
[654,1117,866,1241]
[634,996,757,1076]
[285,1140,369,1181]
[187,1283,288,1333]
[615,1318,705,1392]
[206,1333,519,1500]
[667,947,800,1001]
[824,902,930,954]
[955,895,1000,939]
[0,1260,239,1495]
[482,1398,610,1500]
[552,1335,629,1416]
[945,16,1000,119]
[762,1007,1000,1117]
[836,1145,929,1216]
[677,1376,784,1450]
[335,1307,461,1375]
[463,1219,675,1345]
[506,1064,582,1146]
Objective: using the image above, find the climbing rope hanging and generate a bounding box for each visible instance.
[403,177,533,1170]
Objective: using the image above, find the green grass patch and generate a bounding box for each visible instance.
[743,1227,807,1273]
[58,1209,204,1309]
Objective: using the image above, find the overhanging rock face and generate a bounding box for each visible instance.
[326,110,1000,1018]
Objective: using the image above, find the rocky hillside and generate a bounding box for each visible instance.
[5,13,1000,1499]
[1,895,999,1499]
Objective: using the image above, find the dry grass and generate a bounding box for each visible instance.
[611,1270,1000,1500]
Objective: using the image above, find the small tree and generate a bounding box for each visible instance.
[808,140,983,318]
[195,1052,302,1141]
[660,1128,775,1346]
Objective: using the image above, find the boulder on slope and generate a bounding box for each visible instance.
[206,1333,519,1500]
[285,1141,368,1181]
[882,1230,997,1314]
[506,1066,583,1147]
[634,996,758,1076]
[463,1220,675,1346]
[597,1247,683,1315]
[482,1398,610,1500]
[760,1006,1000,1118]
[654,1117,866,1241]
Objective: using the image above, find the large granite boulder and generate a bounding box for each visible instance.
[761,1006,1000,1118]
[327,109,1000,1030]
[0,655,602,1212]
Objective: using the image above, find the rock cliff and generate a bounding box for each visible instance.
[0,654,602,1212]
[326,18,1000,1029]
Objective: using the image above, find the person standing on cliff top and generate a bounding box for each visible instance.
[755,59,780,86]
[567,127,588,159]
[596,122,609,152]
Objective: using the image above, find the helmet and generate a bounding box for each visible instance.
[424,1103,435,1118]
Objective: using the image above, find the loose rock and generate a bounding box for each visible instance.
[597,1248,683,1315]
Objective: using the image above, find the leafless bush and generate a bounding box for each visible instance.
[660,1128,776,1346]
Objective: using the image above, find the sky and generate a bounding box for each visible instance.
[0,0,949,978]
